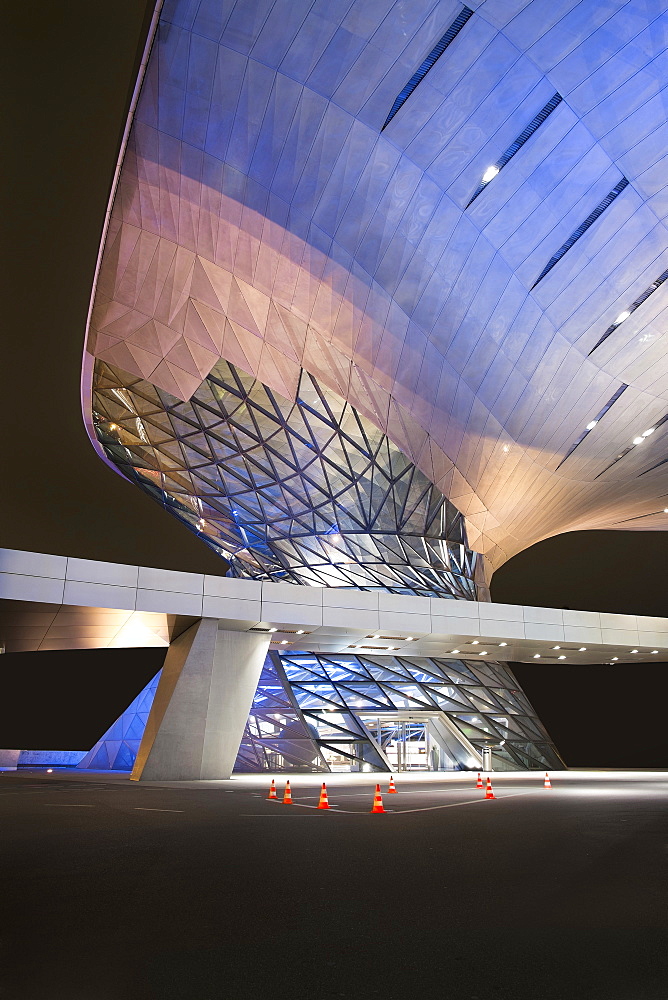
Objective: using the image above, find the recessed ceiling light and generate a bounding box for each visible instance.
[651,650,659,654]
[630,649,638,653]
[482,165,499,183]
[552,646,560,650]
[533,653,540,658]
[450,649,460,654]
[585,420,597,430]
[614,310,630,324]
[296,630,305,634]
[479,651,488,655]
[372,634,380,639]
[471,640,479,645]
[643,428,655,437]
[633,437,644,445]
[664,509,668,514]
[269,628,278,633]
[280,640,288,645]
[406,637,414,641]
[611,656,618,661]
[578,647,587,651]
[499,642,507,647]
[558,655,566,660]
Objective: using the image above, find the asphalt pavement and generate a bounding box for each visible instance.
[0,769,666,999]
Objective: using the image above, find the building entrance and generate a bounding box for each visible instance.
[360,713,440,771]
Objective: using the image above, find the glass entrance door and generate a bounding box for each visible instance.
[361,717,433,771]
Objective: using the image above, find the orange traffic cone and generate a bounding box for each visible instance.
[282,780,293,804]
[476,772,483,788]
[317,783,330,809]
[388,775,398,793]
[267,779,277,800]
[543,772,552,789]
[371,783,385,813]
[485,777,495,799]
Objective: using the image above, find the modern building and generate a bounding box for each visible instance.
[15,0,668,778]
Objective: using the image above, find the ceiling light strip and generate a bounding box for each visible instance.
[531,178,629,289]
[381,7,474,131]
[555,384,628,470]
[595,410,668,479]
[466,92,562,208]
[588,265,668,355]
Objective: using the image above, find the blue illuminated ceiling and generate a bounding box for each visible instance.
[85,0,668,571]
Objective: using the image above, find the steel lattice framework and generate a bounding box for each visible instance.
[235,651,564,772]
[93,359,484,599]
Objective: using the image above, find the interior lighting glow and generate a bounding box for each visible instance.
[280,640,288,645]
[579,647,587,651]
[372,634,380,639]
[663,509,668,513]
[499,642,507,647]
[482,165,499,183]
[651,650,659,654]
[450,649,460,654]
[269,628,278,633]
[611,656,618,661]
[471,640,479,644]
[642,428,655,436]
[585,420,598,430]
[406,637,415,641]
[502,445,509,453]
[552,646,560,650]
[614,310,630,324]
[630,649,638,653]
[479,651,488,655]
[296,630,305,634]
[558,655,566,660]
[633,437,644,445]
[533,653,540,658]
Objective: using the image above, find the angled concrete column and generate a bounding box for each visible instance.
[131,620,270,781]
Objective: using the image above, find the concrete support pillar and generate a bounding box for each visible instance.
[131,620,270,781]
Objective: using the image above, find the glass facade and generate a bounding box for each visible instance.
[90,357,563,772]
[93,359,485,600]
[235,652,564,773]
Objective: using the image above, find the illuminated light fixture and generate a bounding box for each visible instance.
[552,646,561,650]
[585,420,598,430]
[471,640,479,645]
[280,640,288,645]
[268,628,278,633]
[502,445,509,453]
[614,310,630,324]
[372,634,380,639]
[578,647,587,651]
[450,649,460,654]
[651,650,659,654]
[482,165,499,183]
[630,649,638,653]
[296,630,305,634]
[499,642,507,647]
[611,656,618,661]
[633,437,644,445]
[663,509,668,513]
[406,637,415,641]
[643,428,655,436]
[478,650,488,655]
[533,653,541,658]
[558,655,566,660]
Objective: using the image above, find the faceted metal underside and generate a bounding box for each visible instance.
[93,359,485,599]
[235,652,564,773]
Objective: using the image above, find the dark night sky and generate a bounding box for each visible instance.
[2,3,667,766]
